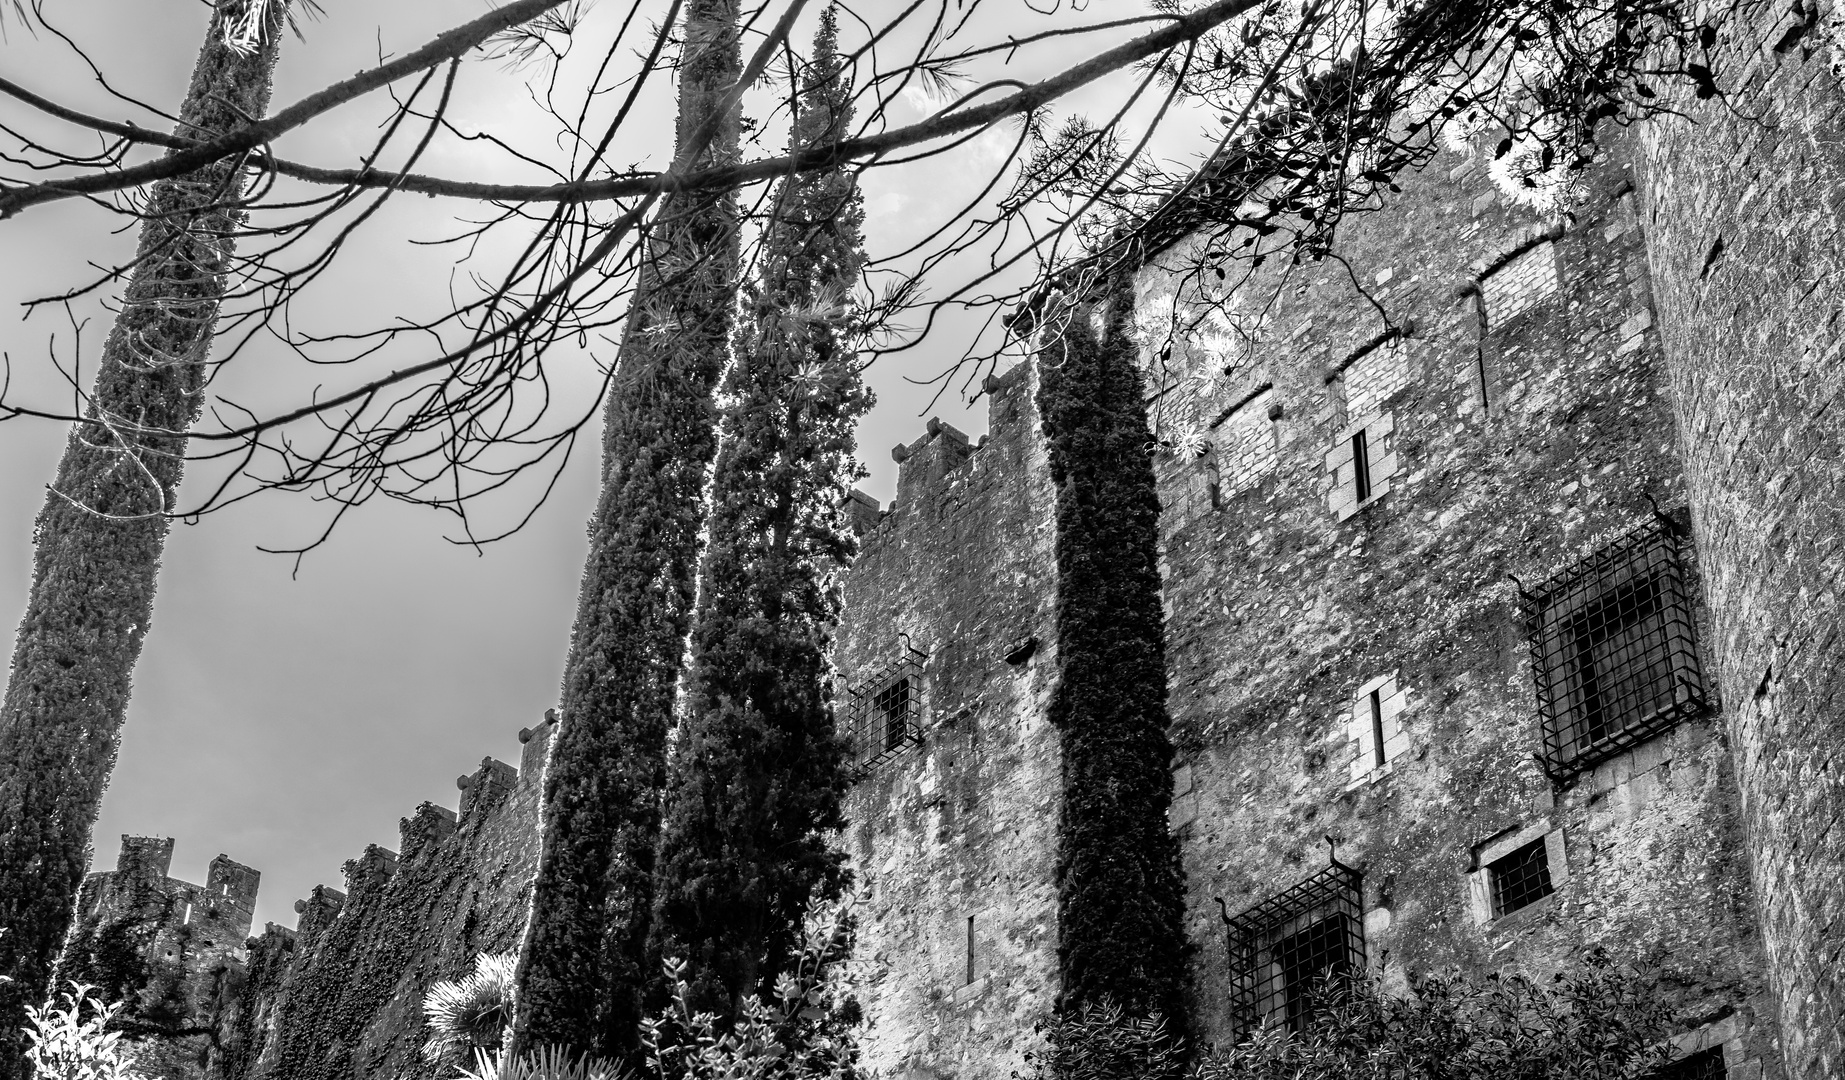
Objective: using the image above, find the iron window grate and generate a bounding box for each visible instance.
[844,647,924,779]
[1523,515,1710,781]
[1223,861,1364,1037]
[1488,836,1554,916]
[1653,1046,1726,1079]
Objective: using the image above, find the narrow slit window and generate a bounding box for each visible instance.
[965,915,975,985]
[1488,836,1554,916]
[1350,430,1372,503]
[1367,689,1385,768]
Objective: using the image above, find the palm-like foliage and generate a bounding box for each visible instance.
[425,953,520,1066]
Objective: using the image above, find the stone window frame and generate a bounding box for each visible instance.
[1659,1013,1754,1078]
[1325,411,1396,522]
[1344,672,1413,789]
[1466,821,1569,926]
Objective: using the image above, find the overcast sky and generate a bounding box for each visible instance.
[0,0,1204,930]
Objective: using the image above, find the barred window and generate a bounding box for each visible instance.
[1488,836,1554,916]
[1653,1046,1727,1079]
[845,649,924,778]
[1524,516,1710,779]
[1223,862,1365,1035]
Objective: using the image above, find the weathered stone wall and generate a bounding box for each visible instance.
[220,720,551,1080]
[837,363,1062,1080]
[1134,129,1779,1070]
[67,838,261,1080]
[1637,4,1845,1073]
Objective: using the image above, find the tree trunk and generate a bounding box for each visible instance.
[510,0,742,1062]
[0,6,285,1075]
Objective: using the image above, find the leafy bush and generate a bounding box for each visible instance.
[21,983,146,1080]
[461,894,861,1080]
[1028,1000,1184,1080]
[1031,950,1675,1080]
[425,953,518,1066]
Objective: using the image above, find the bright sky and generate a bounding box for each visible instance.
[0,0,1215,930]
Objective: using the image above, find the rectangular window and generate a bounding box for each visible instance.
[1488,836,1555,916]
[1224,861,1365,1035]
[1525,516,1710,779]
[846,647,925,779]
[1326,412,1395,522]
[966,915,976,985]
[1652,1046,1727,1079]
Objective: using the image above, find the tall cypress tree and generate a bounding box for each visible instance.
[0,5,286,1074]
[649,7,867,1019]
[1036,270,1192,1049]
[511,0,743,1062]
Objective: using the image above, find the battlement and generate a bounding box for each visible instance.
[857,359,1038,547]
[286,711,554,930]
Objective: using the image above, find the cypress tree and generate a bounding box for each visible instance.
[1035,270,1193,1049]
[511,0,743,1061]
[648,6,867,1019]
[0,5,286,1075]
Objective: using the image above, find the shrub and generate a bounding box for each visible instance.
[21,983,146,1080]
[1030,950,1675,1080]
[468,893,861,1080]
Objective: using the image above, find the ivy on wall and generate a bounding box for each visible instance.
[1036,271,1194,1045]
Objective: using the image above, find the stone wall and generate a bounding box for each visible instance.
[66,838,260,1080]
[1134,126,1778,1069]
[837,363,1063,1080]
[1637,3,1845,1073]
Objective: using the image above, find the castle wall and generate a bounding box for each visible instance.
[1636,6,1845,1073]
[63,838,260,1080]
[1132,129,1779,1069]
[223,720,552,1080]
[837,364,1063,1080]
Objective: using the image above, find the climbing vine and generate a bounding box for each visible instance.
[1035,269,1193,1048]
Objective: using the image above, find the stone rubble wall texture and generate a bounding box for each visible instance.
[1137,127,1778,1073]
[1637,3,1845,1073]
[835,364,1063,1080]
[89,31,1845,1078]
